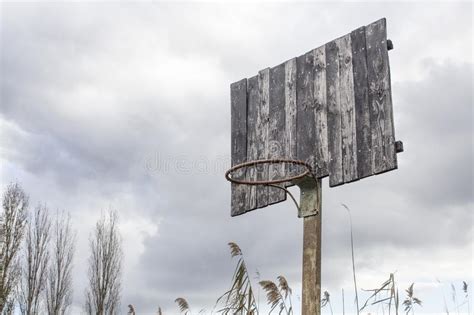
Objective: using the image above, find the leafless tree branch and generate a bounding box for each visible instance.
[19,204,51,315]
[84,210,122,315]
[0,183,28,314]
[45,211,75,315]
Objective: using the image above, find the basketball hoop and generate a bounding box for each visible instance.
[225,158,313,186]
[225,158,319,217]
[226,18,401,315]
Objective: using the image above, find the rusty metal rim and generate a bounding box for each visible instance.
[225,158,313,185]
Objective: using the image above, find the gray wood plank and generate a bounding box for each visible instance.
[296,47,329,179]
[285,58,298,180]
[296,52,317,174]
[336,34,358,183]
[366,18,397,174]
[326,40,343,186]
[256,68,270,208]
[268,63,287,204]
[351,26,373,179]
[312,46,329,178]
[230,78,248,216]
[246,75,258,211]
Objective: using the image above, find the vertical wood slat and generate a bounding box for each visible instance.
[313,46,329,178]
[296,52,317,173]
[268,63,287,204]
[326,41,343,187]
[366,18,397,174]
[336,35,358,183]
[256,68,270,208]
[246,75,259,211]
[285,58,298,180]
[296,47,329,179]
[230,79,248,216]
[351,26,373,179]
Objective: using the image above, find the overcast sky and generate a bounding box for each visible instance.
[1,1,472,314]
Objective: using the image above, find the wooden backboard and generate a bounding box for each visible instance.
[230,18,399,216]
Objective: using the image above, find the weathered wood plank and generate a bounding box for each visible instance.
[268,63,287,204]
[230,79,248,216]
[256,68,270,208]
[296,47,328,179]
[296,52,317,174]
[246,75,258,211]
[325,41,343,186]
[351,26,373,179]
[336,35,358,183]
[285,58,298,181]
[366,18,397,174]
[312,46,329,178]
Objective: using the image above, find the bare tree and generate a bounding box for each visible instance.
[84,211,122,315]
[45,211,75,315]
[19,204,51,315]
[0,219,3,311]
[0,183,28,314]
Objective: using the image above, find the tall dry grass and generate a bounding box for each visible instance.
[143,203,472,315]
[258,276,293,314]
[213,242,258,314]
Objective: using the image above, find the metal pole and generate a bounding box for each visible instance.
[299,178,322,315]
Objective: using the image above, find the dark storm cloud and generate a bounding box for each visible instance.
[1,2,472,314]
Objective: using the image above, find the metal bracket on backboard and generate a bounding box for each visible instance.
[395,140,404,153]
[387,39,394,50]
[292,176,322,218]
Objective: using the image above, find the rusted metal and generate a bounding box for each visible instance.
[226,158,318,217]
[225,158,312,186]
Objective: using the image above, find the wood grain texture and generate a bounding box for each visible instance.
[295,47,329,179]
[246,75,258,211]
[366,18,397,174]
[285,58,298,180]
[336,34,358,183]
[351,26,373,179]
[312,46,329,178]
[325,41,343,186]
[256,68,270,208]
[296,52,317,173]
[230,79,248,216]
[230,18,399,214]
[268,63,287,204]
